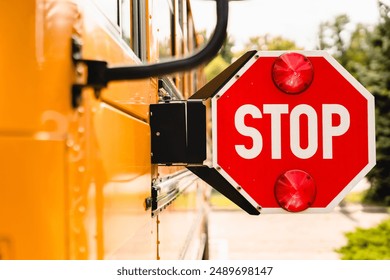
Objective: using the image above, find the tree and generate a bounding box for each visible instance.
[220,36,235,64]
[362,1,390,205]
[205,34,301,82]
[318,3,390,205]
[242,34,301,52]
[204,54,229,81]
[318,15,372,77]
[203,34,234,81]
[318,15,350,66]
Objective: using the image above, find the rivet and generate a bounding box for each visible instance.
[66,139,74,148]
[78,206,86,213]
[76,65,83,76]
[78,166,85,173]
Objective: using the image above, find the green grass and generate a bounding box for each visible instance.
[343,190,367,204]
[209,192,240,210]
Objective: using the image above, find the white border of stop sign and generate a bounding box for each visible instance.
[211,50,376,213]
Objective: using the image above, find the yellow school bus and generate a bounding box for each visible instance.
[0,0,228,260]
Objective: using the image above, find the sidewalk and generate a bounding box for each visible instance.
[208,206,389,260]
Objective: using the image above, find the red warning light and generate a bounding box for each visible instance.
[274,170,316,212]
[272,52,314,94]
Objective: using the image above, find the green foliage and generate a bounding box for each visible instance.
[242,35,301,52]
[336,218,390,259]
[318,15,372,76]
[318,14,350,65]
[363,1,390,206]
[204,55,229,82]
[205,34,301,82]
[220,36,235,64]
[344,190,366,204]
[318,1,390,206]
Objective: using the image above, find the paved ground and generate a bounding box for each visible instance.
[208,205,389,260]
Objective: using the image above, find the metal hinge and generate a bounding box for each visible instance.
[71,36,108,108]
[150,100,206,165]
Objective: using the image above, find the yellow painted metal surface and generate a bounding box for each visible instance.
[0,138,67,259]
[0,0,156,259]
[0,0,75,134]
[93,103,153,259]
[0,0,208,260]
[157,181,209,260]
[0,0,75,259]
[93,103,151,182]
[76,1,156,259]
[80,0,157,121]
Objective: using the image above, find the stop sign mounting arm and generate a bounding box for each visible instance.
[188,166,261,215]
[150,50,261,215]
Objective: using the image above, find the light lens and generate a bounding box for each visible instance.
[274,170,316,212]
[272,52,314,94]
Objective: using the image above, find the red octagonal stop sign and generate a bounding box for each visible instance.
[211,51,376,213]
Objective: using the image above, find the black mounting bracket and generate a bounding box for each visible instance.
[150,101,206,165]
[187,50,261,215]
[70,0,228,108]
[71,36,108,107]
[150,50,261,215]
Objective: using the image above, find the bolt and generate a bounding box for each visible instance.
[78,205,86,213]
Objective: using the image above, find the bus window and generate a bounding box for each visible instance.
[93,0,135,51]
[131,0,147,61]
[154,0,174,60]
[120,0,131,45]
[94,0,120,27]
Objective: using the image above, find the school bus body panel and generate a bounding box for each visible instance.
[0,0,74,133]
[0,0,209,259]
[0,138,67,259]
[77,0,159,259]
[0,0,74,259]
[93,103,154,259]
[80,0,157,121]
[157,182,209,260]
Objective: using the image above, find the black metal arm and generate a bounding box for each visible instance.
[73,0,228,90]
[106,0,228,81]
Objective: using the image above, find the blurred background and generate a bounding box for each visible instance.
[192,0,390,260]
